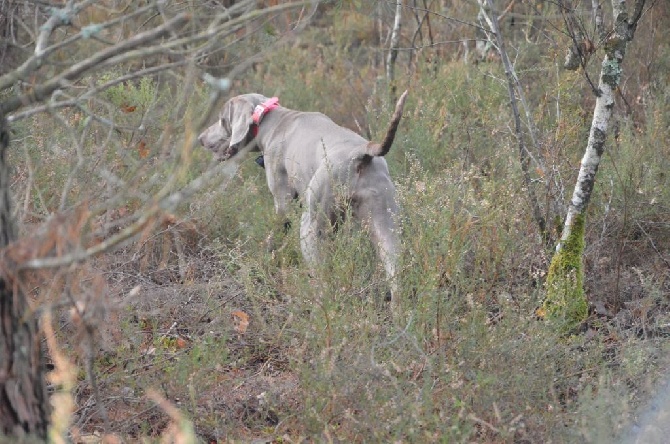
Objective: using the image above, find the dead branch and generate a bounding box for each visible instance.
[479,0,548,241]
[1,13,190,115]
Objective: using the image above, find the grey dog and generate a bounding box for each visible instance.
[199,91,408,311]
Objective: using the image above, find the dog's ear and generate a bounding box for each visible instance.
[227,97,255,149]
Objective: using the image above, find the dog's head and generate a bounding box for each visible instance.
[198,94,267,161]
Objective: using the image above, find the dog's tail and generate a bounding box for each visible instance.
[366,90,408,157]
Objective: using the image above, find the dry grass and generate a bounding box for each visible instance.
[3,3,670,442]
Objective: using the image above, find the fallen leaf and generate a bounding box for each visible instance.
[232,310,249,334]
[137,140,149,159]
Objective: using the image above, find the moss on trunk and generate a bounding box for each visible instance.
[543,213,588,332]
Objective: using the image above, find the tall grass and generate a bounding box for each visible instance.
[6,5,669,442]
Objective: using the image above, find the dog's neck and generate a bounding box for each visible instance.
[251,97,279,137]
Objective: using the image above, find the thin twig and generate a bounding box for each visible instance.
[479,0,548,241]
[8,62,185,122]
[635,220,670,270]
[1,13,190,114]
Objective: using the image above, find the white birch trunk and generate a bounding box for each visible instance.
[556,0,646,252]
[543,0,646,329]
[386,0,403,84]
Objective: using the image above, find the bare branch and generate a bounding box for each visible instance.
[16,137,257,272]
[0,13,190,115]
[7,61,186,122]
[592,0,605,41]
[34,1,92,56]
[0,0,115,92]
[400,2,488,32]
[559,0,599,94]
[224,1,320,80]
[11,73,267,271]
[629,0,648,34]
[479,0,548,240]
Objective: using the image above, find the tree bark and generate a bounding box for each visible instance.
[556,0,645,252]
[544,0,647,329]
[386,0,403,94]
[0,2,312,437]
[0,114,49,439]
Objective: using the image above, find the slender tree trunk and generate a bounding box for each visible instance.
[386,0,403,95]
[557,0,645,251]
[0,114,49,438]
[544,0,647,329]
[480,0,548,241]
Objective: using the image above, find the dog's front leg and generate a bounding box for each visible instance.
[264,162,296,251]
[273,194,295,234]
[264,206,292,253]
[298,182,332,274]
[299,211,320,271]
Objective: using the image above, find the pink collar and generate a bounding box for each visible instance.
[251,97,279,136]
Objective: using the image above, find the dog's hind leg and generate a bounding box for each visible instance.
[369,218,400,314]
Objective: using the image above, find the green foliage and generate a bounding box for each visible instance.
[99,73,158,109]
[9,3,670,442]
[543,214,588,331]
[7,72,210,216]
[394,63,509,175]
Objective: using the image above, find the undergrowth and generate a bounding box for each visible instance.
[5,4,670,443]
